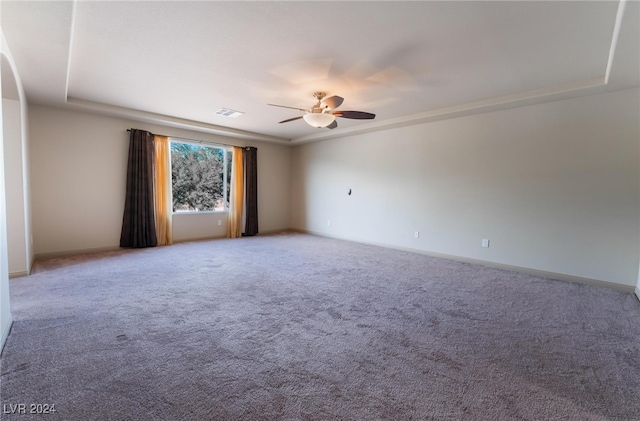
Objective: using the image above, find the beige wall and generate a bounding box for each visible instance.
[29,105,291,255]
[3,98,26,276]
[291,88,640,288]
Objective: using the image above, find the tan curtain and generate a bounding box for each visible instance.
[154,135,173,246]
[226,146,244,238]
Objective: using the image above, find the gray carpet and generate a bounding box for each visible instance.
[1,232,639,420]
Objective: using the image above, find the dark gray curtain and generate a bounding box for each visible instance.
[120,129,157,248]
[243,147,258,236]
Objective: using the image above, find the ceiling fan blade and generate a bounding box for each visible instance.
[268,103,308,112]
[278,116,304,124]
[327,120,338,129]
[334,111,376,120]
[323,95,344,109]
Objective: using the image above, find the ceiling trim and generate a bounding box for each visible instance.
[64,0,78,102]
[66,97,291,145]
[605,0,627,83]
[290,77,607,144]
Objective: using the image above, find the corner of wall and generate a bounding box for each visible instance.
[0,316,12,355]
[21,99,33,274]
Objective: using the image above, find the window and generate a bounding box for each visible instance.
[170,141,232,212]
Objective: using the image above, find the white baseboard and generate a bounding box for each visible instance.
[296,229,635,293]
[9,270,28,279]
[34,230,291,259]
[0,316,13,356]
[173,234,225,244]
[257,229,295,236]
[173,229,289,244]
[35,245,122,260]
[29,229,636,295]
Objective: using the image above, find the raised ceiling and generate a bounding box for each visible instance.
[2,1,638,144]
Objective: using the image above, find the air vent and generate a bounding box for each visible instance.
[215,108,244,118]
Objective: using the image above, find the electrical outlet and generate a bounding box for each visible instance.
[414,231,419,238]
[217,220,222,226]
[327,220,331,227]
[482,239,490,248]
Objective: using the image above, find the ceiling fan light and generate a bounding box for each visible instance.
[303,113,336,128]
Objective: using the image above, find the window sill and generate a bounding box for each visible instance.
[172,211,228,215]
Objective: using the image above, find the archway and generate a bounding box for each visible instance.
[2,53,29,278]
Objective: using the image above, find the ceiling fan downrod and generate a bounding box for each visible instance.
[312,92,329,112]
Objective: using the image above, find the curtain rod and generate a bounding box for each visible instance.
[126,129,256,150]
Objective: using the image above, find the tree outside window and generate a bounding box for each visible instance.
[170,141,230,212]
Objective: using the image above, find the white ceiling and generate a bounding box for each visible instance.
[1,1,638,144]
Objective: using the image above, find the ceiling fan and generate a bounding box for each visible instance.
[268,92,375,129]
